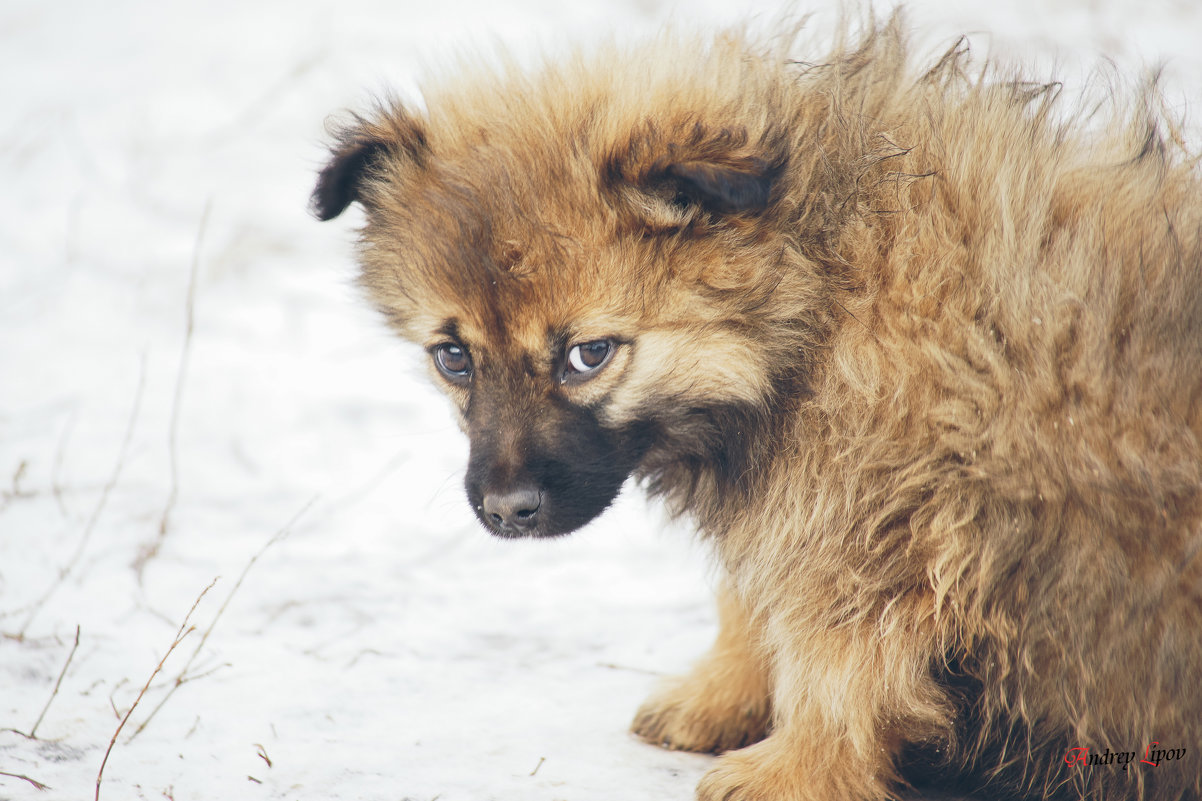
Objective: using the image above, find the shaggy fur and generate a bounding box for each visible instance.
[314,16,1202,801]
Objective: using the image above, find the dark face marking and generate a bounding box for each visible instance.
[313,108,790,540]
[459,356,653,539]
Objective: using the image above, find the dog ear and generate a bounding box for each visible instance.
[311,105,428,221]
[608,123,782,220]
[662,159,775,214]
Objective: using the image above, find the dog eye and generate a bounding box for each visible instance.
[565,340,613,379]
[433,343,472,382]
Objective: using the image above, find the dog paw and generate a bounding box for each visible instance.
[631,676,769,754]
[695,739,804,801]
[696,735,892,801]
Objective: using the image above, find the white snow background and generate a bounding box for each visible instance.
[1,1,1199,799]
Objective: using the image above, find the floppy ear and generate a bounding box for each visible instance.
[607,122,783,220]
[663,159,775,214]
[311,105,429,221]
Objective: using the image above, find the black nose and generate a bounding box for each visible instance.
[482,487,542,532]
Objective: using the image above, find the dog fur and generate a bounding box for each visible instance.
[313,16,1202,801]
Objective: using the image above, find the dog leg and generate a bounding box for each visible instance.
[696,613,948,801]
[631,582,772,753]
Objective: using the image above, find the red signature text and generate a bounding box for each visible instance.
[1065,742,1188,772]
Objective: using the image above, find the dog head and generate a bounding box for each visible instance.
[313,39,841,537]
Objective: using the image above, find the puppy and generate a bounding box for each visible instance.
[313,17,1202,801]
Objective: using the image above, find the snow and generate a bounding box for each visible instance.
[1,1,1198,799]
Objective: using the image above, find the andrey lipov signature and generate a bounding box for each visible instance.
[1065,742,1188,772]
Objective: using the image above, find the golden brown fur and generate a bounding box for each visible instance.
[314,15,1202,801]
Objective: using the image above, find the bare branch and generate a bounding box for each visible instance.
[0,770,51,791]
[128,498,313,741]
[136,199,212,580]
[52,408,78,518]
[95,579,217,801]
[29,624,81,738]
[20,355,148,636]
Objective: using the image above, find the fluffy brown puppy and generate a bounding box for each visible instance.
[313,16,1202,801]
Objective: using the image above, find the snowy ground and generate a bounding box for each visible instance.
[1,1,1199,800]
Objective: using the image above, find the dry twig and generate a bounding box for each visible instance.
[128,498,313,741]
[136,199,211,580]
[51,408,78,518]
[95,579,217,801]
[28,624,81,738]
[0,770,51,791]
[3,460,32,506]
[20,355,148,636]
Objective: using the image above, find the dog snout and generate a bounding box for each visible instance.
[481,485,543,533]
